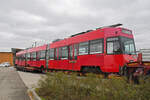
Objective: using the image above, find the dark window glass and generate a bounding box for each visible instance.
[55,48,58,60]
[40,50,45,59]
[79,42,89,55]
[31,52,36,60]
[61,46,68,59]
[19,55,22,61]
[107,37,121,54]
[32,52,36,59]
[36,51,40,60]
[30,53,32,60]
[21,55,23,60]
[50,48,54,59]
[20,55,24,61]
[46,49,49,59]
[69,46,73,60]
[74,44,78,59]
[27,53,30,59]
[59,48,62,60]
[120,37,136,55]
[90,39,103,54]
[25,53,27,60]
[22,54,26,61]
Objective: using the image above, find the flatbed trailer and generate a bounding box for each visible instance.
[123,53,150,83]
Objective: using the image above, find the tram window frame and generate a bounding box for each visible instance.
[58,48,62,60]
[20,55,22,60]
[21,55,23,61]
[27,53,30,61]
[40,50,46,60]
[30,53,33,60]
[46,49,49,60]
[74,44,78,59]
[22,54,24,61]
[61,46,68,59]
[25,53,27,61]
[69,45,73,60]
[79,41,89,55]
[120,36,136,55]
[31,52,36,60]
[89,39,103,54]
[54,48,58,60]
[106,37,121,55]
[36,51,40,61]
[19,55,21,61]
[49,48,55,60]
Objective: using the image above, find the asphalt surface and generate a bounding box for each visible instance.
[0,67,30,100]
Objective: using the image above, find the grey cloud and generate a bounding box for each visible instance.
[0,0,150,52]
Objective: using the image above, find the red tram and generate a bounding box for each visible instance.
[15,24,137,75]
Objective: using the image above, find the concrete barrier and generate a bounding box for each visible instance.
[28,89,41,100]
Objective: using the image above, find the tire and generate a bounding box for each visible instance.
[127,73,133,83]
[119,66,123,75]
[40,66,46,74]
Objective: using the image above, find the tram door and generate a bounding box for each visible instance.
[68,44,78,70]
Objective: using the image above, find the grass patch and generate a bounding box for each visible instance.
[36,72,150,100]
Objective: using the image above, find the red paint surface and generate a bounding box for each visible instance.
[16,27,137,73]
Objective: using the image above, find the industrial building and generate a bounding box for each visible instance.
[0,52,13,66]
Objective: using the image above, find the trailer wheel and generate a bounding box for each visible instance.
[23,67,26,72]
[128,73,134,84]
[119,66,124,75]
[122,65,128,76]
[133,76,139,84]
[128,72,140,84]
[40,66,46,74]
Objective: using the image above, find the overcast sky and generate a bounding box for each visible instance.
[0,0,150,52]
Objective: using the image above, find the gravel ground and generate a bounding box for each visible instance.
[17,71,45,89]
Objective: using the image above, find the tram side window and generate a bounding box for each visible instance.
[107,37,121,54]
[40,50,46,59]
[19,55,22,61]
[25,54,27,60]
[69,46,73,60]
[79,42,89,55]
[20,55,22,60]
[74,44,78,59]
[32,52,36,60]
[36,51,40,60]
[20,55,23,61]
[22,55,24,61]
[50,48,54,60]
[58,48,62,60]
[61,46,68,59]
[30,53,32,60]
[55,48,58,60]
[23,54,26,61]
[90,39,103,54]
[18,56,20,60]
[27,53,30,61]
[46,49,49,60]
